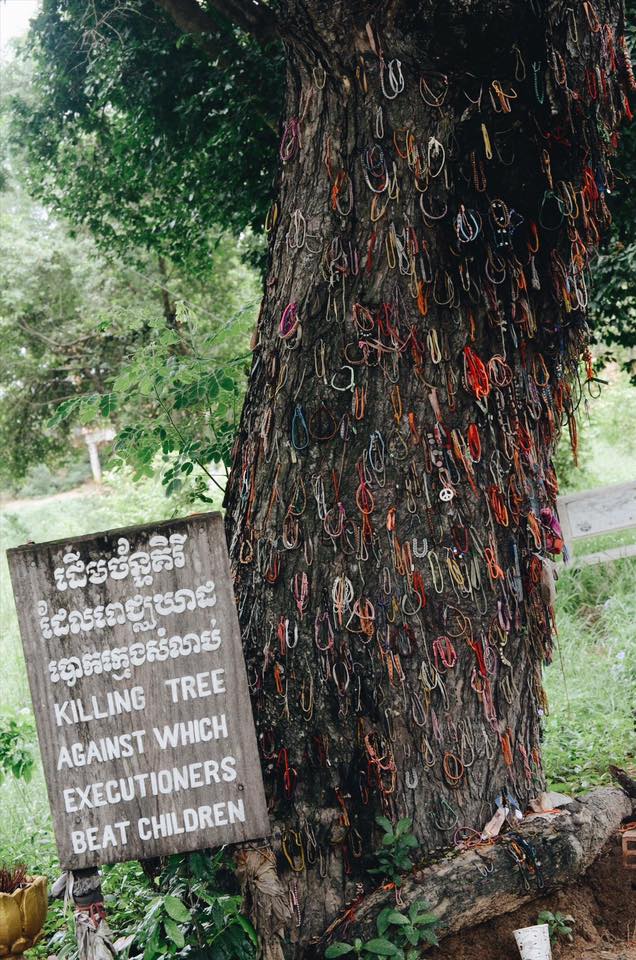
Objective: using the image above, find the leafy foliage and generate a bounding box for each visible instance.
[0,713,35,785]
[0,50,261,488]
[11,0,283,278]
[537,910,575,944]
[368,817,420,888]
[0,179,258,488]
[323,816,436,960]
[0,172,151,484]
[45,851,256,960]
[123,852,256,960]
[49,298,257,500]
[587,0,636,379]
[324,900,441,959]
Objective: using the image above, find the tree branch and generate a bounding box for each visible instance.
[320,788,631,950]
[16,319,101,351]
[153,0,279,47]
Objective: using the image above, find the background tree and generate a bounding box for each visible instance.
[0,166,260,489]
[9,1,634,959]
[1,52,261,490]
[589,2,636,377]
[12,0,282,277]
[0,168,149,483]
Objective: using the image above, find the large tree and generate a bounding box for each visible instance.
[222,1,632,955]
[15,1,634,957]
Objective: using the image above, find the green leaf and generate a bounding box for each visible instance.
[420,928,440,946]
[413,913,438,927]
[79,398,99,425]
[163,917,185,948]
[165,477,183,496]
[402,835,419,848]
[48,397,81,427]
[385,911,409,926]
[142,928,160,960]
[375,816,393,835]
[163,895,191,923]
[194,889,217,907]
[363,939,401,956]
[376,908,393,936]
[400,927,416,947]
[234,914,258,945]
[325,944,355,957]
[146,898,164,919]
[99,393,117,416]
[409,901,431,918]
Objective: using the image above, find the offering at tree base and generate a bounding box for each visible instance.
[7,513,269,870]
[514,923,553,960]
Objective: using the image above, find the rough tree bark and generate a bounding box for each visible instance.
[211,0,632,955]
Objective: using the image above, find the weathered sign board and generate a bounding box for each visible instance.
[7,512,269,870]
[558,480,636,566]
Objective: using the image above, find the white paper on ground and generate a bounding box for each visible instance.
[514,922,552,960]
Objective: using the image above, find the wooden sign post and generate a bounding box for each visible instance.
[7,513,269,870]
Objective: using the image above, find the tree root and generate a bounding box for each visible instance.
[320,788,631,949]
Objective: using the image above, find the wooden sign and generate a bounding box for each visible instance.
[558,480,636,566]
[7,513,270,869]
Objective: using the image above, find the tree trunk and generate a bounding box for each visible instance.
[223,1,631,954]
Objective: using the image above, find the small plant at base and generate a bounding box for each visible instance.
[325,900,441,958]
[368,817,420,887]
[537,910,574,943]
[113,851,257,960]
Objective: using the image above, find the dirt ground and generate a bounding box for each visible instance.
[428,832,635,960]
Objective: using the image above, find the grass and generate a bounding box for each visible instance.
[543,366,636,791]
[553,363,636,493]
[543,557,635,793]
[0,374,633,952]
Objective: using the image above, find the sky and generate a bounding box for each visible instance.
[0,0,39,60]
